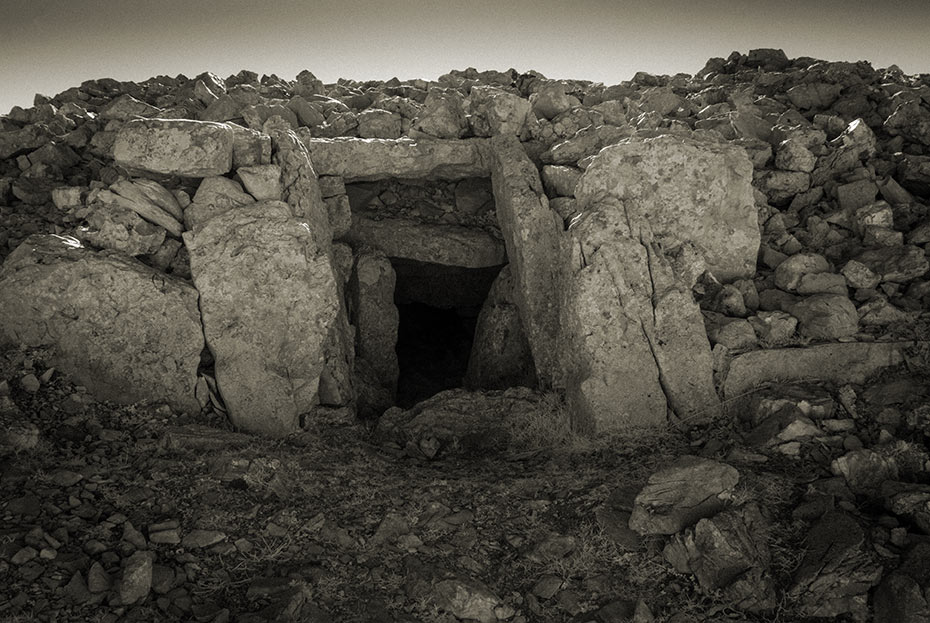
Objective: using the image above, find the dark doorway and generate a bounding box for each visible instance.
[395,302,479,407]
[391,259,503,407]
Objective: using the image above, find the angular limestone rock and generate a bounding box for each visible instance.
[0,235,202,413]
[663,504,777,612]
[629,456,740,535]
[788,511,882,619]
[722,342,908,399]
[488,135,563,385]
[113,118,234,177]
[303,137,491,182]
[344,215,506,268]
[574,135,758,281]
[272,130,354,406]
[184,201,341,436]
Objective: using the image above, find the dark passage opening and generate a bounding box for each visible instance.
[391,259,502,407]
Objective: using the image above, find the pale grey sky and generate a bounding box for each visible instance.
[2,0,928,113]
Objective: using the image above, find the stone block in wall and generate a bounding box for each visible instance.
[344,215,506,268]
[303,137,491,182]
[0,234,203,414]
[113,118,234,177]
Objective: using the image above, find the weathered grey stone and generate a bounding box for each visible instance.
[348,251,399,417]
[303,137,491,182]
[357,109,402,139]
[774,252,830,292]
[344,215,506,268]
[99,94,161,121]
[874,572,930,623]
[629,456,739,535]
[575,135,758,281]
[663,504,777,612]
[323,194,352,239]
[853,245,929,283]
[113,118,234,177]
[541,124,631,165]
[722,342,908,399]
[787,293,858,339]
[375,387,549,459]
[101,187,183,237]
[831,449,899,494]
[236,164,283,201]
[272,129,333,248]
[184,176,253,231]
[0,235,202,413]
[108,178,183,221]
[489,135,563,386]
[560,136,740,430]
[531,82,581,120]
[541,165,582,197]
[465,265,537,390]
[788,511,882,620]
[468,86,533,137]
[410,88,468,139]
[119,551,153,605]
[184,202,341,436]
[73,195,166,256]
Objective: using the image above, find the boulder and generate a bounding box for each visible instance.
[113,118,234,177]
[72,194,166,256]
[531,82,581,120]
[722,342,908,399]
[787,511,882,620]
[629,456,739,535]
[663,504,777,612]
[465,265,537,390]
[787,293,858,339]
[468,86,533,136]
[561,135,751,429]
[375,387,552,459]
[184,201,341,436]
[0,235,202,413]
[574,135,758,281]
[410,88,468,139]
[774,252,830,292]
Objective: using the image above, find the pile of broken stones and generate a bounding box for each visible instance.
[1,47,930,621]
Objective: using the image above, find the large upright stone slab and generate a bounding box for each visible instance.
[349,251,399,418]
[574,135,758,281]
[0,235,203,413]
[488,135,564,386]
[562,135,732,431]
[465,265,537,390]
[113,118,234,178]
[273,130,354,406]
[184,201,341,436]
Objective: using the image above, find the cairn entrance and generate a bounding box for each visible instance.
[340,173,509,413]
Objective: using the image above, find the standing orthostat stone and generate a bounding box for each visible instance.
[184,201,341,436]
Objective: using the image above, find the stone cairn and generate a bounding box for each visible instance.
[0,49,928,440]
